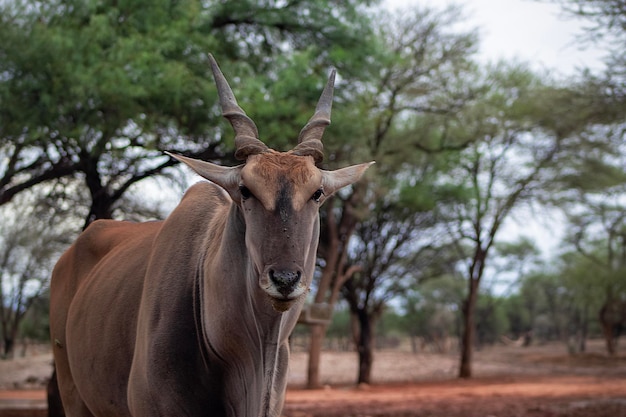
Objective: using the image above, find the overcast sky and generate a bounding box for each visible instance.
[385,0,607,76]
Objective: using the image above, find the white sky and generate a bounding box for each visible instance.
[385,0,607,76]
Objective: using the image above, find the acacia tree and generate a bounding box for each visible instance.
[341,136,488,384]
[535,0,626,354]
[560,250,613,352]
[0,0,222,226]
[569,195,626,355]
[304,4,479,388]
[342,173,463,383]
[400,272,466,353]
[515,249,610,351]
[0,0,375,228]
[550,131,626,354]
[536,0,626,356]
[437,62,622,377]
[0,193,75,358]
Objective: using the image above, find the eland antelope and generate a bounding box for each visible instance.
[49,55,373,417]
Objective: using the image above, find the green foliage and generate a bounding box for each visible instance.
[514,249,612,346]
[495,238,541,262]
[475,294,509,345]
[399,275,465,339]
[326,307,352,340]
[501,294,532,337]
[1,0,217,137]
[397,181,438,213]
[0,0,378,221]
[19,295,50,342]
[377,309,406,337]
[209,0,378,65]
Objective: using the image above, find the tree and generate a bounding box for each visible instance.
[501,294,533,344]
[559,250,611,352]
[516,251,608,352]
[0,0,376,228]
[534,0,626,355]
[305,3,479,388]
[518,271,565,342]
[436,63,611,377]
[560,192,626,354]
[0,0,221,226]
[474,293,509,347]
[538,78,626,355]
[399,273,465,353]
[484,238,542,344]
[341,178,444,383]
[0,193,74,357]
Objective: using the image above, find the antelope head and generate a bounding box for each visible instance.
[169,55,373,312]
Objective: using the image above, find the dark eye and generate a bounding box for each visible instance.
[239,185,252,200]
[311,188,324,202]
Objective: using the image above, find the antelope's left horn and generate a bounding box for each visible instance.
[209,54,268,160]
[292,69,336,164]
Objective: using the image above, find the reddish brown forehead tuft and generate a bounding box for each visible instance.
[249,151,317,185]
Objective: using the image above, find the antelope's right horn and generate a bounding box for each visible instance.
[209,54,268,160]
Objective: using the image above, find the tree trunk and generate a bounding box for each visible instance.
[3,337,14,359]
[306,323,327,389]
[305,187,364,388]
[355,310,374,385]
[82,156,115,228]
[600,302,617,356]
[84,192,114,229]
[2,317,20,358]
[459,278,478,378]
[603,322,616,356]
[579,304,588,353]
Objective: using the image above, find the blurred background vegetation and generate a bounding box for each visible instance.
[1,0,625,387]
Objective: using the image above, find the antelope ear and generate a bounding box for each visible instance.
[321,162,375,196]
[166,152,241,197]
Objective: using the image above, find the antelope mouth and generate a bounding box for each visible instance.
[260,268,307,312]
[268,297,299,313]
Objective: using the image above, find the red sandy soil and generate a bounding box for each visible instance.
[1,339,625,417]
[283,375,626,417]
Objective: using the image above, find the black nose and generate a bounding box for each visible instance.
[269,269,302,297]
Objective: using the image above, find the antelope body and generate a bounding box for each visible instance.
[49,55,372,417]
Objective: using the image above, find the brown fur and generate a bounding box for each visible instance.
[50,57,374,416]
[251,151,317,186]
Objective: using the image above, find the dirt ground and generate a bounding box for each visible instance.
[1,339,625,417]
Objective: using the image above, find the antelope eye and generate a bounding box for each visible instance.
[239,185,252,200]
[311,188,324,202]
